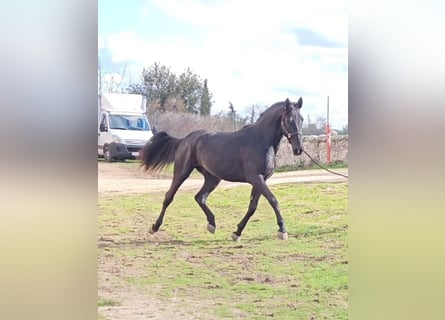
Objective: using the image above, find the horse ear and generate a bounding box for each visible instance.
[284,98,292,112]
[295,97,303,109]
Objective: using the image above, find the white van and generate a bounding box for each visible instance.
[98,93,153,161]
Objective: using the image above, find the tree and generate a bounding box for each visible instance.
[244,104,268,124]
[302,114,323,135]
[200,79,212,116]
[128,62,177,111]
[176,67,202,114]
[316,115,327,130]
[128,63,212,115]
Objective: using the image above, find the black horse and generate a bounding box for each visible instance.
[140,98,304,241]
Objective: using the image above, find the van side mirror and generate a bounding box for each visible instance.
[100,123,108,132]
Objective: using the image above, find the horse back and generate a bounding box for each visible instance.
[190,130,273,182]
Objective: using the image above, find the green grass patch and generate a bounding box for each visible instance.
[98,182,348,319]
[98,297,120,307]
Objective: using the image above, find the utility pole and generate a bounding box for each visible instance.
[229,102,236,131]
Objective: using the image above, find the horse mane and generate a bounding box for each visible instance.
[256,101,285,123]
[238,101,286,132]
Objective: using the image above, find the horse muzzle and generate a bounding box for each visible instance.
[294,147,303,156]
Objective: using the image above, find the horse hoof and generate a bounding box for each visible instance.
[207,224,216,234]
[148,225,157,235]
[277,231,288,240]
[231,233,241,242]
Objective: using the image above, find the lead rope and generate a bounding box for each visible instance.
[303,150,349,179]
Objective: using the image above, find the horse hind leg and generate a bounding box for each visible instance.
[149,161,194,234]
[194,168,220,234]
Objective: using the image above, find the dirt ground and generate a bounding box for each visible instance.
[98,161,348,320]
[98,161,348,195]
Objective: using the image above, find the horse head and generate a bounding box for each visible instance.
[281,97,304,155]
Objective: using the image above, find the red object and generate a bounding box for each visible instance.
[326,124,331,164]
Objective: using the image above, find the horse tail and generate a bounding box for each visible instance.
[139,131,181,172]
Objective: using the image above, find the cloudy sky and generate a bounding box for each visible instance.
[98,0,348,129]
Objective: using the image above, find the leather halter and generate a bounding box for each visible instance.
[280,111,301,141]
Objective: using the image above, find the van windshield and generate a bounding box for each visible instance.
[109,115,151,131]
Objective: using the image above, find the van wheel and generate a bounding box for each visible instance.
[104,145,113,162]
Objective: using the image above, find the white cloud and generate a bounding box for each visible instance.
[105,31,148,63]
[101,0,348,128]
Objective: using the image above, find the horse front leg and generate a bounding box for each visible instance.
[245,175,288,240]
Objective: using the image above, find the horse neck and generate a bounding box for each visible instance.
[254,113,283,152]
